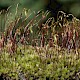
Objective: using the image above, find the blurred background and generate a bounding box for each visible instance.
[0,0,80,32]
[0,0,80,18]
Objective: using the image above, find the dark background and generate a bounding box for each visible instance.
[0,0,80,18]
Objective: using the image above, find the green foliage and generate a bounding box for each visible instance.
[0,46,80,79]
[0,5,80,80]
